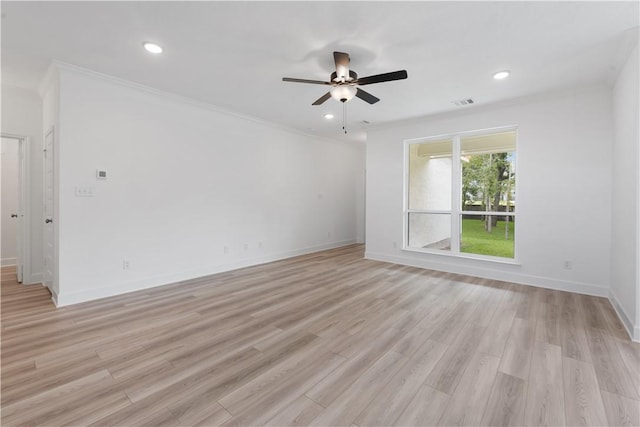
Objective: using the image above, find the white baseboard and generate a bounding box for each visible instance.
[608,290,639,342]
[1,257,16,267]
[364,251,609,298]
[54,240,357,307]
[50,287,59,306]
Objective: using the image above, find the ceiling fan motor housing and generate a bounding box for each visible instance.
[331,70,358,82]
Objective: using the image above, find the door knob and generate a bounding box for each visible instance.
[10,214,18,218]
[45,218,53,224]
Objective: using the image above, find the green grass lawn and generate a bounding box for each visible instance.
[461,218,514,258]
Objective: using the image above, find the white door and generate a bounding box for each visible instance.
[43,129,55,291]
[1,138,20,279]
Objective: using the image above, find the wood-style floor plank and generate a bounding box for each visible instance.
[499,317,536,380]
[481,372,526,427]
[535,302,561,346]
[305,326,404,407]
[523,341,565,426]
[424,321,486,394]
[394,384,450,426]
[560,324,593,363]
[264,395,324,427]
[585,326,639,400]
[437,351,501,426]
[307,350,405,426]
[614,339,640,398]
[219,349,345,426]
[1,246,636,427]
[353,339,447,426]
[562,357,608,426]
[600,390,640,427]
[477,308,517,358]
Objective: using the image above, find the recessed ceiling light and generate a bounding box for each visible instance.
[324,113,334,120]
[143,42,163,54]
[493,70,510,80]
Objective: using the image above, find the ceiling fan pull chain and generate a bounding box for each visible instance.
[343,102,347,134]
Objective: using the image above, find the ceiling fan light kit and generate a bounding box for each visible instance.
[330,85,357,103]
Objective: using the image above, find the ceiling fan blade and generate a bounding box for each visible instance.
[312,92,332,105]
[283,77,330,85]
[333,51,350,81]
[355,88,380,104]
[355,70,408,86]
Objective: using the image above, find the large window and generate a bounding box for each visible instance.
[405,127,516,260]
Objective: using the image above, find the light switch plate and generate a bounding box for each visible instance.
[75,186,95,197]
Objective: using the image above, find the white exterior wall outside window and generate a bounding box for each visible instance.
[404,126,517,261]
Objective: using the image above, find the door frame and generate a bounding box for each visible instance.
[1,133,31,283]
[42,126,55,296]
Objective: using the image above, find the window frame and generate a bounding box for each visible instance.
[403,125,519,264]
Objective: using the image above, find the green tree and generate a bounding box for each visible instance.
[461,152,514,235]
[461,156,482,208]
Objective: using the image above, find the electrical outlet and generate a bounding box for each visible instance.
[243,243,249,251]
[563,260,573,270]
[258,241,263,249]
[393,241,398,249]
[123,260,130,270]
[327,231,331,239]
[223,246,229,254]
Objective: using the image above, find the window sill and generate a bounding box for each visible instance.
[402,246,521,266]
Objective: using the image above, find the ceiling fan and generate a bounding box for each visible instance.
[282,51,408,105]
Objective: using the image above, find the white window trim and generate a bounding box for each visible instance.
[403,125,519,262]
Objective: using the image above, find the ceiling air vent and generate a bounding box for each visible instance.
[452,98,475,106]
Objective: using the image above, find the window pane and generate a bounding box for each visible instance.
[408,212,451,251]
[408,140,452,210]
[460,214,514,258]
[461,132,516,213]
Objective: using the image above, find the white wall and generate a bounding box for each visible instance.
[1,138,20,265]
[355,146,366,244]
[51,65,364,305]
[610,40,639,340]
[366,86,613,297]
[0,85,44,283]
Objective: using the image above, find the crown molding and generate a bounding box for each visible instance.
[47,60,349,148]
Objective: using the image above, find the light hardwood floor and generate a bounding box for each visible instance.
[2,245,639,426]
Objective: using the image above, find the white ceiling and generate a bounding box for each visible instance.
[2,1,638,143]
